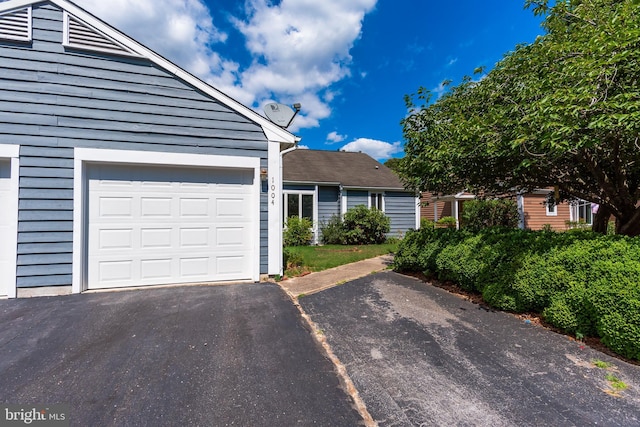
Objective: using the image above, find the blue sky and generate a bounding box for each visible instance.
[75,0,546,160]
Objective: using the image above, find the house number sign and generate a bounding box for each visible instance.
[271,177,276,205]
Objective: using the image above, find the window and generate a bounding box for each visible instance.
[546,201,557,216]
[370,192,384,211]
[284,192,314,220]
[284,191,316,243]
[574,200,593,225]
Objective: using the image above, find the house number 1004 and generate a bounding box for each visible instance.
[271,177,276,205]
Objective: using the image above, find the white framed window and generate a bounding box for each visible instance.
[283,190,318,243]
[284,192,315,221]
[572,200,593,225]
[546,201,557,216]
[369,192,384,211]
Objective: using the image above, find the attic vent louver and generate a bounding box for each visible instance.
[63,12,140,57]
[0,7,32,42]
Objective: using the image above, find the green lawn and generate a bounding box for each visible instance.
[284,243,397,276]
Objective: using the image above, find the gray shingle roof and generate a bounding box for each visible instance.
[283,149,406,190]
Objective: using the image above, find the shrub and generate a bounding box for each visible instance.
[420,218,436,230]
[393,228,640,360]
[462,199,520,231]
[436,216,457,228]
[283,247,303,270]
[320,214,347,245]
[284,217,313,246]
[341,205,390,245]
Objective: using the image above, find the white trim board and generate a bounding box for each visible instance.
[0,144,19,298]
[73,148,261,293]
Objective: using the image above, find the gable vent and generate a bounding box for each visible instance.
[0,7,32,42]
[64,12,140,57]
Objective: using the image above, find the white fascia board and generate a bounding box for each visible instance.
[342,186,406,191]
[0,0,34,11]
[14,0,296,145]
[284,180,341,187]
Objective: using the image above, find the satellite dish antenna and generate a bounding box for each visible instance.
[264,102,301,129]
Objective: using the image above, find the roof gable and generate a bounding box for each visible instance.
[283,149,407,190]
[0,0,296,145]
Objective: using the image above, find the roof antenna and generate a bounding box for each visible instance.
[264,103,301,129]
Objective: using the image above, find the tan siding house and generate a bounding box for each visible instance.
[421,189,593,231]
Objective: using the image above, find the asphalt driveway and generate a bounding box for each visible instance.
[0,284,362,426]
[299,271,640,426]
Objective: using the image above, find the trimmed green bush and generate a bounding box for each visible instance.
[420,218,436,230]
[319,207,391,245]
[284,217,313,246]
[462,199,520,231]
[341,205,391,245]
[436,216,457,228]
[320,214,347,245]
[393,227,640,360]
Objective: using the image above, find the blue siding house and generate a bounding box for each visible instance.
[0,0,296,297]
[282,149,419,243]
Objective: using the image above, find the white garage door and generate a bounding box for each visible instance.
[0,159,13,296]
[87,163,256,289]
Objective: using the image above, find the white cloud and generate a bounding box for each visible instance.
[75,0,233,84]
[432,81,450,99]
[326,131,346,144]
[340,138,403,161]
[74,0,378,132]
[232,0,377,126]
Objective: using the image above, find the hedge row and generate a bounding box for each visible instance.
[393,228,640,360]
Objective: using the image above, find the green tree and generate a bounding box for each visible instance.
[399,0,640,236]
[384,157,403,174]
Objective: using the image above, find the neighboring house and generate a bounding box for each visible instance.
[282,149,420,242]
[421,190,595,230]
[0,0,297,298]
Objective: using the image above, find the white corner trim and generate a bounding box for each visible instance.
[0,144,19,298]
[268,142,282,276]
[415,196,421,229]
[72,148,262,293]
[72,155,83,294]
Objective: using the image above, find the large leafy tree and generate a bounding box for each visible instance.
[399,0,640,235]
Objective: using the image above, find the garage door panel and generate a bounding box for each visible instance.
[140,197,172,217]
[180,227,210,248]
[99,197,133,217]
[180,198,209,217]
[98,228,133,250]
[87,164,256,289]
[216,255,248,276]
